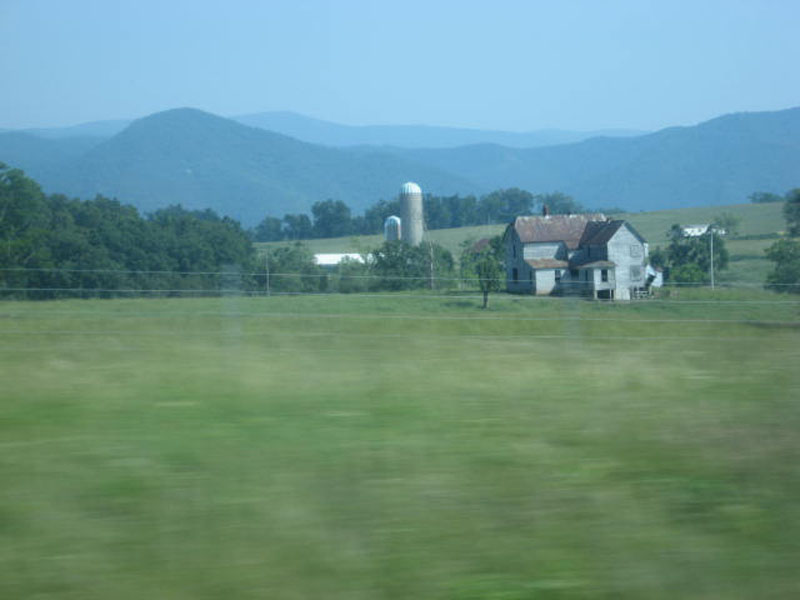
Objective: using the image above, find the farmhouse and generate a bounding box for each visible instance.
[505,213,649,300]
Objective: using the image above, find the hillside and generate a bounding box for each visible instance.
[3,109,477,225]
[9,111,644,148]
[0,132,103,180]
[383,107,800,211]
[234,111,645,148]
[1,106,797,225]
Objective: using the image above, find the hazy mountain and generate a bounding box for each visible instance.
[0,132,103,179]
[15,108,478,225]
[233,111,646,148]
[377,107,800,211]
[8,112,644,149]
[20,118,132,140]
[2,106,797,224]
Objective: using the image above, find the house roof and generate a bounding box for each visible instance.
[525,258,568,269]
[510,213,607,250]
[571,259,616,269]
[580,220,624,245]
[580,219,647,246]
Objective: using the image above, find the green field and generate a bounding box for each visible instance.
[255,202,786,286]
[2,291,800,598]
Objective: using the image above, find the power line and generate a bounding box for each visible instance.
[2,265,799,286]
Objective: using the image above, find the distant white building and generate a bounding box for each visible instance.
[681,224,710,237]
[313,253,364,268]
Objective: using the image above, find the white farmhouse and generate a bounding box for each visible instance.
[505,213,649,300]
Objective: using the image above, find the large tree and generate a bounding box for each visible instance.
[370,240,454,291]
[252,216,283,242]
[312,199,352,239]
[764,189,800,293]
[765,239,800,293]
[479,188,535,224]
[660,224,729,284]
[783,188,800,237]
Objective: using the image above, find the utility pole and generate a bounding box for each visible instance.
[265,250,271,297]
[709,228,715,290]
[429,240,435,290]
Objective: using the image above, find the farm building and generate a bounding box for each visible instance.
[313,253,364,269]
[681,223,725,237]
[505,213,649,300]
[681,224,711,237]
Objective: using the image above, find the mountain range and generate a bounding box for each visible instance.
[1,106,798,226]
[10,112,646,148]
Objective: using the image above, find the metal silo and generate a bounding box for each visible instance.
[384,215,402,242]
[399,181,423,246]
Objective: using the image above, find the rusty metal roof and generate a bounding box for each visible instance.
[511,213,607,249]
[571,259,616,268]
[579,220,624,246]
[525,258,568,269]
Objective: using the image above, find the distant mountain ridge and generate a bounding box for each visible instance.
[233,111,646,148]
[381,107,800,212]
[0,105,798,225]
[2,109,477,225]
[10,111,646,148]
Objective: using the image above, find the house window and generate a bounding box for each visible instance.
[630,245,642,257]
[555,270,561,282]
[513,244,516,258]
[512,267,518,283]
[570,269,578,279]
[630,265,642,280]
[601,269,608,282]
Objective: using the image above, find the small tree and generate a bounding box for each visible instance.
[765,239,800,293]
[712,212,741,238]
[460,235,504,308]
[265,242,327,292]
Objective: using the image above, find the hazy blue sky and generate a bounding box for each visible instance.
[2,0,798,131]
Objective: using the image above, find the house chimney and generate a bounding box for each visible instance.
[542,204,549,217]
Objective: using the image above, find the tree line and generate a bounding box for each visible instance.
[0,164,258,298]
[0,164,500,299]
[251,189,601,242]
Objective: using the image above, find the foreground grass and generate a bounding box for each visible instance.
[1,292,800,598]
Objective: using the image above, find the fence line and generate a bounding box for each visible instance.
[1,309,797,326]
[1,265,799,287]
[2,287,800,304]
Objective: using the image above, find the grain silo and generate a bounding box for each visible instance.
[399,181,424,246]
[384,215,402,242]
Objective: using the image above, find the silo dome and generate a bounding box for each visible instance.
[384,215,401,242]
[400,181,422,196]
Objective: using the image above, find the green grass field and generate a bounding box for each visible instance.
[2,291,800,598]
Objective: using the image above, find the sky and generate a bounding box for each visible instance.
[1,0,799,132]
